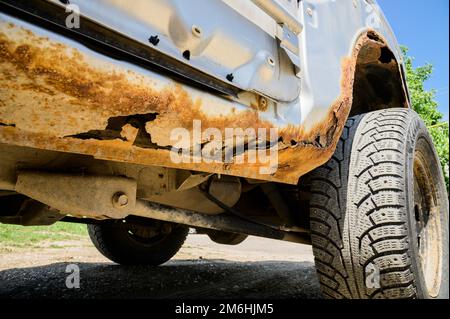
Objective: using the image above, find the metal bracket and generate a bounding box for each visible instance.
[278,24,301,76]
[250,0,302,34]
[250,0,302,75]
[15,171,137,219]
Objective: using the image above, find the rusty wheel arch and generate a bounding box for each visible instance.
[285,30,411,185]
[349,30,410,117]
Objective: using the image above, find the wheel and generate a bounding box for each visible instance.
[87,219,189,265]
[308,108,449,299]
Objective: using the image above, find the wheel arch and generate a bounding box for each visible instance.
[293,29,412,184]
[349,30,411,116]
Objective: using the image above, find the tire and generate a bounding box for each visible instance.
[87,220,189,265]
[308,108,449,299]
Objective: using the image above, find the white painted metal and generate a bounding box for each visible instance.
[47,0,300,103]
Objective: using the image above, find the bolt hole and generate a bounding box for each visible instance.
[183,50,191,60]
[259,97,268,108]
[226,73,234,82]
[148,35,160,46]
[192,25,202,37]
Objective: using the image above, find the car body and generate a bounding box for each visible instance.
[0,0,447,299]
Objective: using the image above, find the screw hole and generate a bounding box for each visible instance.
[192,25,202,37]
[226,73,234,82]
[259,97,268,108]
[183,50,191,60]
[148,35,160,46]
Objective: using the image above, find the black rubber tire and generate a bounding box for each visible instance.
[87,222,189,266]
[308,108,449,299]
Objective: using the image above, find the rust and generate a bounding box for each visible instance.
[120,124,139,143]
[249,96,269,112]
[0,27,275,141]
[0,23,404,184]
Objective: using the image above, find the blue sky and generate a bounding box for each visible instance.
[377,0,449,121]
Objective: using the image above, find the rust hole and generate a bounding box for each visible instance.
[66,113,161,149]
[379,46,395,64]
[0,123,16,128]
[366,31,384,43]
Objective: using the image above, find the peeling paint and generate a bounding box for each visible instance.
[0,19,404,184]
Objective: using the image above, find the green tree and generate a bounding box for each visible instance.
[402,46,449,191]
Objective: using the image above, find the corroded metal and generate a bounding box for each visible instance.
[0,12,407,185]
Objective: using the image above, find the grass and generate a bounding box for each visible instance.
[0,222,88,249]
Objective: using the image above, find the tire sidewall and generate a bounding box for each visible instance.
[88,223,189,265]
[405,114,449,299]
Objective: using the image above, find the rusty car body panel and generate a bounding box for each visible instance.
[0,0,409,185]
